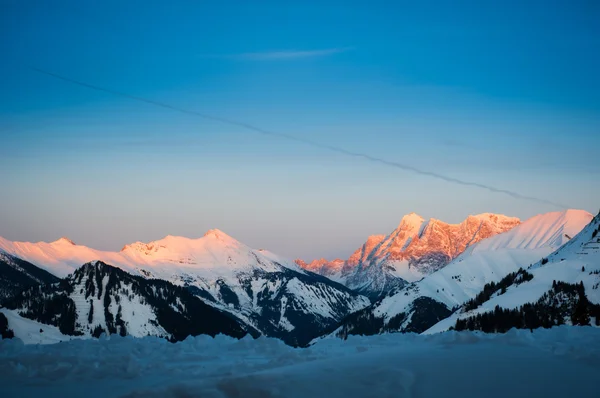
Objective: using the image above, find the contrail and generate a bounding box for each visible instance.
[29,66,568,209]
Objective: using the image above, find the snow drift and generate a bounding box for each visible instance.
[0,326,598,398]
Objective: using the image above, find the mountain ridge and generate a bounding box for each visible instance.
[0,231,369,346]
[425,210,600,334]
[320,209,593,340]
[297,211,521,298]
[0,250,61,303]
[3,260,255,341]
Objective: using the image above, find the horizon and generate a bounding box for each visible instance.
[2,1,599,260]
[0,208,594,262]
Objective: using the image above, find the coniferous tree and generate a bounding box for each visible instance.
[0,313,15,339]
[571,290,590,326]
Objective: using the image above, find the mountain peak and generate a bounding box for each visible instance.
[79,260,109,271]
[203,228,233,240]
[366,234,386,243]
[53,237,76,245]
[398,212,425,229]
[561,208,593,219]
[203,228,220,237]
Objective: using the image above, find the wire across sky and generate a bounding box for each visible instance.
[29,65,568,209]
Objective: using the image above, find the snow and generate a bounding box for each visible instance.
[0,250,45,284]
[284,277,369,319]
[64,269,168,338]
[112,284,168,338]
[397,212,425,231]
[425,211,600,334]
[0,308,85,344]
[298,211,521,295]
[471,209,591,251]
[0,230,323,325]
[0,326,598,398]
[277,296,295,331]
[383,259,427,282]
[1,229,373,342]
[0,229,293,280]
[257,249,307,273]
[373,209,593,323]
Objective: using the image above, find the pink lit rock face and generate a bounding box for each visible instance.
[295,258,346,280]
[297,212,521,298]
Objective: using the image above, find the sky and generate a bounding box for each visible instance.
[1,0,599,260]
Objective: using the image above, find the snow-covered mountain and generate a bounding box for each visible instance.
[0,250,59,303]
[0,230,369,346]
[3,261,254,341]
[426,210,600,334]
[297,212,521,298]
[295,258,346,282]
[325,209,593,339]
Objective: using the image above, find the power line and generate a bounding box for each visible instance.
[28,66,568,209]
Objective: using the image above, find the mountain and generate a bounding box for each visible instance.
[0,230,369,346]
[324,209,593,340]
[3,261,254,341]
[426,210,600,334]
[297,212,521,299]
[295,258,346,281]
[0,250,60,303]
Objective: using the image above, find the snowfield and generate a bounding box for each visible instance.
[1,327,599,398]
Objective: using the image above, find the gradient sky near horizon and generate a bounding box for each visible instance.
[1,1,599,260]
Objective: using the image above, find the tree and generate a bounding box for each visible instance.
[92,325,105,338]
[571,295,590,326]
[0,313,15,339]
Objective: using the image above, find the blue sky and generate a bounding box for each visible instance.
[1,1,599,260]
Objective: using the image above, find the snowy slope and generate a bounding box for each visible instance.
[327,209,592,338]
[426,210,600,334]
[4,261,253,341]
[0,250,60,303]
[0,231,369,346]
[1,326,599,398]
[297,212,520,298]
[0,230,295,279]
[0,308,82,344]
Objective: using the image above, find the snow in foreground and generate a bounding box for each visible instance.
[1,327,599,398]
